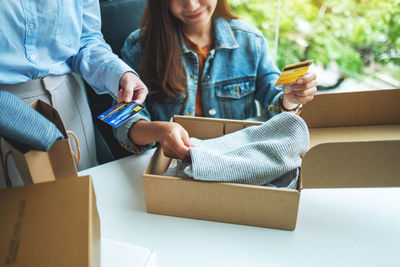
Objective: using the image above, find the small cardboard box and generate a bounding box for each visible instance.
[0,176,100,266]
[142,89,400,230]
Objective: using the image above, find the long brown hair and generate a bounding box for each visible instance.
[139,0,237,103]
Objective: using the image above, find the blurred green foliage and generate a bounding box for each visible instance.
[229,0,400,80]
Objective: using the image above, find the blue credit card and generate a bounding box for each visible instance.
[98,102,144,128]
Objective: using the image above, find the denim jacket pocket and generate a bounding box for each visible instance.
[214,79,256,119]
[215,79,255,99]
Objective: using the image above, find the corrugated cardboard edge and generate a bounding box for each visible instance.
[301,89,400,128]
[87,176,101,267]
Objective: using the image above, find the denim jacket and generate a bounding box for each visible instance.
[115,18,283,153]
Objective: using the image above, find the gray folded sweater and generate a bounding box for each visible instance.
[165,112,309,187]
[0,91,63,153]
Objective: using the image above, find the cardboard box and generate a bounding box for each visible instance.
[142,89,400,230]
[0,176,100,266]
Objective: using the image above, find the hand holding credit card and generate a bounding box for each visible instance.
[98,102,143,128]
[275,60,313,86]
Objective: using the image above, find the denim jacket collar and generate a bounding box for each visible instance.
[214,18,239,50]
[180,17,239,54]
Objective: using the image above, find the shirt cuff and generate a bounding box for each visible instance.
[113,112,155,154]
[266,92,283,119]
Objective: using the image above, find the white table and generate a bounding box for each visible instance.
[80,150,400,267]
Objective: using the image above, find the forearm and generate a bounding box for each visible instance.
[71,0,133,98]
[129,120,166,145]
[129,120,192,159]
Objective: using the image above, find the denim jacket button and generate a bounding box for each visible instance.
[235,85,240,95]
[204,75,210,81]
[208,108,216,116]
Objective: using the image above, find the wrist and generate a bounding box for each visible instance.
[153,121,169,143]
[278,95,303,115]
[129,120,160,145]
[279,95,302,112]
[120,71,135,84]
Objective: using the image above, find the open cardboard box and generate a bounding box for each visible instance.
[0,176,100,266]
[143,89,400,230]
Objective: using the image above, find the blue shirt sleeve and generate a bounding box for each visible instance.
[70,0,136,99]
[112,101,154,154]
[113,30,154,153]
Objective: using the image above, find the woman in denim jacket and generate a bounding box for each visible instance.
[114,0,318,159]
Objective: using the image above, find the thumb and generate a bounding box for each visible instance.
[181,130,193,147]
[122,87,134,103]
[119,72,136,103]
[117,89,125,103]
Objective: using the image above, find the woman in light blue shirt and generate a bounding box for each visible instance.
[115,0,318,159]
[0,0,148,172]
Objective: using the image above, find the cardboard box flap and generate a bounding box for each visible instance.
[173,115,262,138]
[303,116,400,189]
[173,116,223,139]
[144,145,172,176]
[309,124,400,148]
[301,140,400,189]
[301,89,400,128]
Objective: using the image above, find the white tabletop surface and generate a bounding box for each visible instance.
[80,149,400,267]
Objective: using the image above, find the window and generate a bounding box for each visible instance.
[229,0,400,93]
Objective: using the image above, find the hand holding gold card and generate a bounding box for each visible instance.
[274,60,313,86]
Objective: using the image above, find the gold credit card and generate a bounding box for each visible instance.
[274,60,313,86]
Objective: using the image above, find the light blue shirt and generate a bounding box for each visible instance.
[0,0,133,98]
[115,18,283,153]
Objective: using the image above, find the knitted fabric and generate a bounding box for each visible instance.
[164,158,300,189]
[0,91,63,152]
[180,112,309,186]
